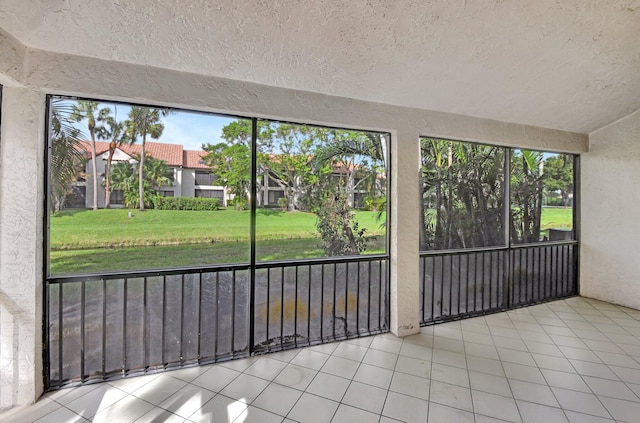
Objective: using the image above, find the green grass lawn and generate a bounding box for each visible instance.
[49,207,571,275]
[49,208,386,274]
[539,207,573,232]
[50,208,385,249]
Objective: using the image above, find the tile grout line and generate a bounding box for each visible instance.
[17,298,640,423]
[458,321,480,423]
[534,303,628,421]
[519,305,578,422]
[505,309,537,423]
[552,302,627,421]
[377,337,396,423]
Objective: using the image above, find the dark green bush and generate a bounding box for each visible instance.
[230,197,248,211]
[153,196,221,211]
[316,190,367,256]
[277,197,288,209]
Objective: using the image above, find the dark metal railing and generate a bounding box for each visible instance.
[46,265,250,389]
[419,241,578,325]
[510,242,578,307]
[420,248,507,323]
[253,256,389,354]
[45,255,389,389]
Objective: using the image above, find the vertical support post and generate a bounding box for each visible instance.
[0,86,46,407]
[43,94,51,390]
[389,130,420,337]
[573,154,580,295]
[248,118,258,354]
[503,148,511,308]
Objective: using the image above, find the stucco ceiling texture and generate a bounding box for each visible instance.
[0,0,639,134]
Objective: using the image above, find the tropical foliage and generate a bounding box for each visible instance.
[419,138,574,250]
[204,120,387,255]
[70,101,110,211]
[316,189,368,256]
[510,149,545,244]
[420,138,504,250]
[50,97,388,258]
[543,154,574,206]
[49,100,86,212]
[110,155,173,209]
[126,106,168,210]
[95,106,127,208]
[202,142,251,207]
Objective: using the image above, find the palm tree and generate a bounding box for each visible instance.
[71,101,109,210]
[109,161,139,209]
[420,138,505,250]
[311,130,388,254]
[312,130,387,206]
[125,106,168,211]
[96,107,127,208]
[110,155,172,209]
[144,156,173,190]
[50,99,86,212]
[511,149,545,243]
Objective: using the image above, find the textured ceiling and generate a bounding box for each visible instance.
[1,0,639,133]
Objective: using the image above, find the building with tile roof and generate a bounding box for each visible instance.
[74,140,382,209]
[76,140,227,208]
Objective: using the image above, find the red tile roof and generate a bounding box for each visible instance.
[78,140,209,169]
[183,150,210,169]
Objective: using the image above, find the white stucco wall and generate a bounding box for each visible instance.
[0,35,589,408]
[390,130,420,336]
[0,87,45,408]
[581,109,640,309]
[181,168,196,197]
[0,29,23,86]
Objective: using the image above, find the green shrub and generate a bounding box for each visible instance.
[277,197,288,209]
[316,190,367,256]
[362,195,386,211]
[230,197,248,211]
[153,196,220,211]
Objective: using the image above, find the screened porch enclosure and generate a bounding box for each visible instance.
[44,98,391,389]
[418,139,578,324]
[43,99,577,391]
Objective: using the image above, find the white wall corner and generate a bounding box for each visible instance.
[581,109,640,310]
[0,86,46,408]
[0,27,26,87]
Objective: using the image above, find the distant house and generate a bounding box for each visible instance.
[75,141,227,209]
[72,141,384,210]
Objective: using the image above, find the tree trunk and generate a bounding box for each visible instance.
[534,177,543,240]
[445,156,454,249]
[90,128,98,211]
[434,167,443,249]
[419,177,428,250]
[104,141,116,209]
[562,190,569,207]
[139,135,146,211]
[342,211,360,255]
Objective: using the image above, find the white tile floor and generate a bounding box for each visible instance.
[5,297,640,422]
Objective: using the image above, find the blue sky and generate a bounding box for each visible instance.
[65,99,239,151]
[160,110,236,151]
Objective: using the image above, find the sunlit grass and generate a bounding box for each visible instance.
[49,208,386,274]
[540,207,573,231]
[48,206,570,275]
[49,208,385,249]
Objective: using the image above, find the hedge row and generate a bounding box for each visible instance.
[153,196,221,211]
